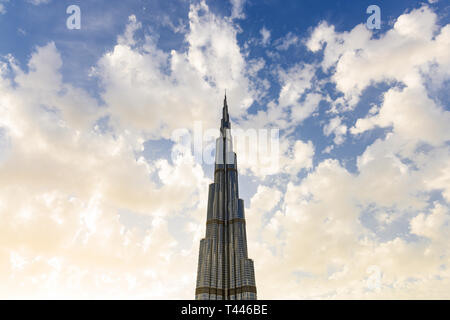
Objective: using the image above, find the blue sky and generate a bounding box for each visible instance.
[1,0,445,95]
[0,0,449,299]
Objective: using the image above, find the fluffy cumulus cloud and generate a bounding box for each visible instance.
[323,117,347,145]
[250,156,450,298]
[247,5,450,299]
[0,0,252,298]
[96,2,256,140]
[307,6,449,110]
[0,1,449,299]
[0,40,211,298]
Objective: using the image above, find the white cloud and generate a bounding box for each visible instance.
[275,32,299,51]
[324,117,347,145]
[322,145,334,154]
[0,2,246,298]
[307,6,449,109]
[245,185,282,245]
[230,0,246,19]
[249,185,282,213]
[247,5,450,296]
[351,85,450,148]
[117,15,142,46]
[291,92,322,124]
[410,203,450,241]
[95,2,256,140]
[278,64,316,110]
[250,150,450,298]
[260,27,271,46]
[281,140,315,175]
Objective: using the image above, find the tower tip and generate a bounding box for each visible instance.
[221,89,230,130]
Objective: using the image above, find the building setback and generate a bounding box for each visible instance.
[195,95,257,300]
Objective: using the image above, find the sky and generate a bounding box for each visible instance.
[0,0,449,299]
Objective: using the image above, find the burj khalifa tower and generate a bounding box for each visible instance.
[195,94,257,300]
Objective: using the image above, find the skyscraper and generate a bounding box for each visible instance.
[195,95,257,300]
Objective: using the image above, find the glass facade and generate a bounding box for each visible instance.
[195,95,257,300]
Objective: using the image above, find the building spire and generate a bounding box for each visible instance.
[221,90,230,131]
